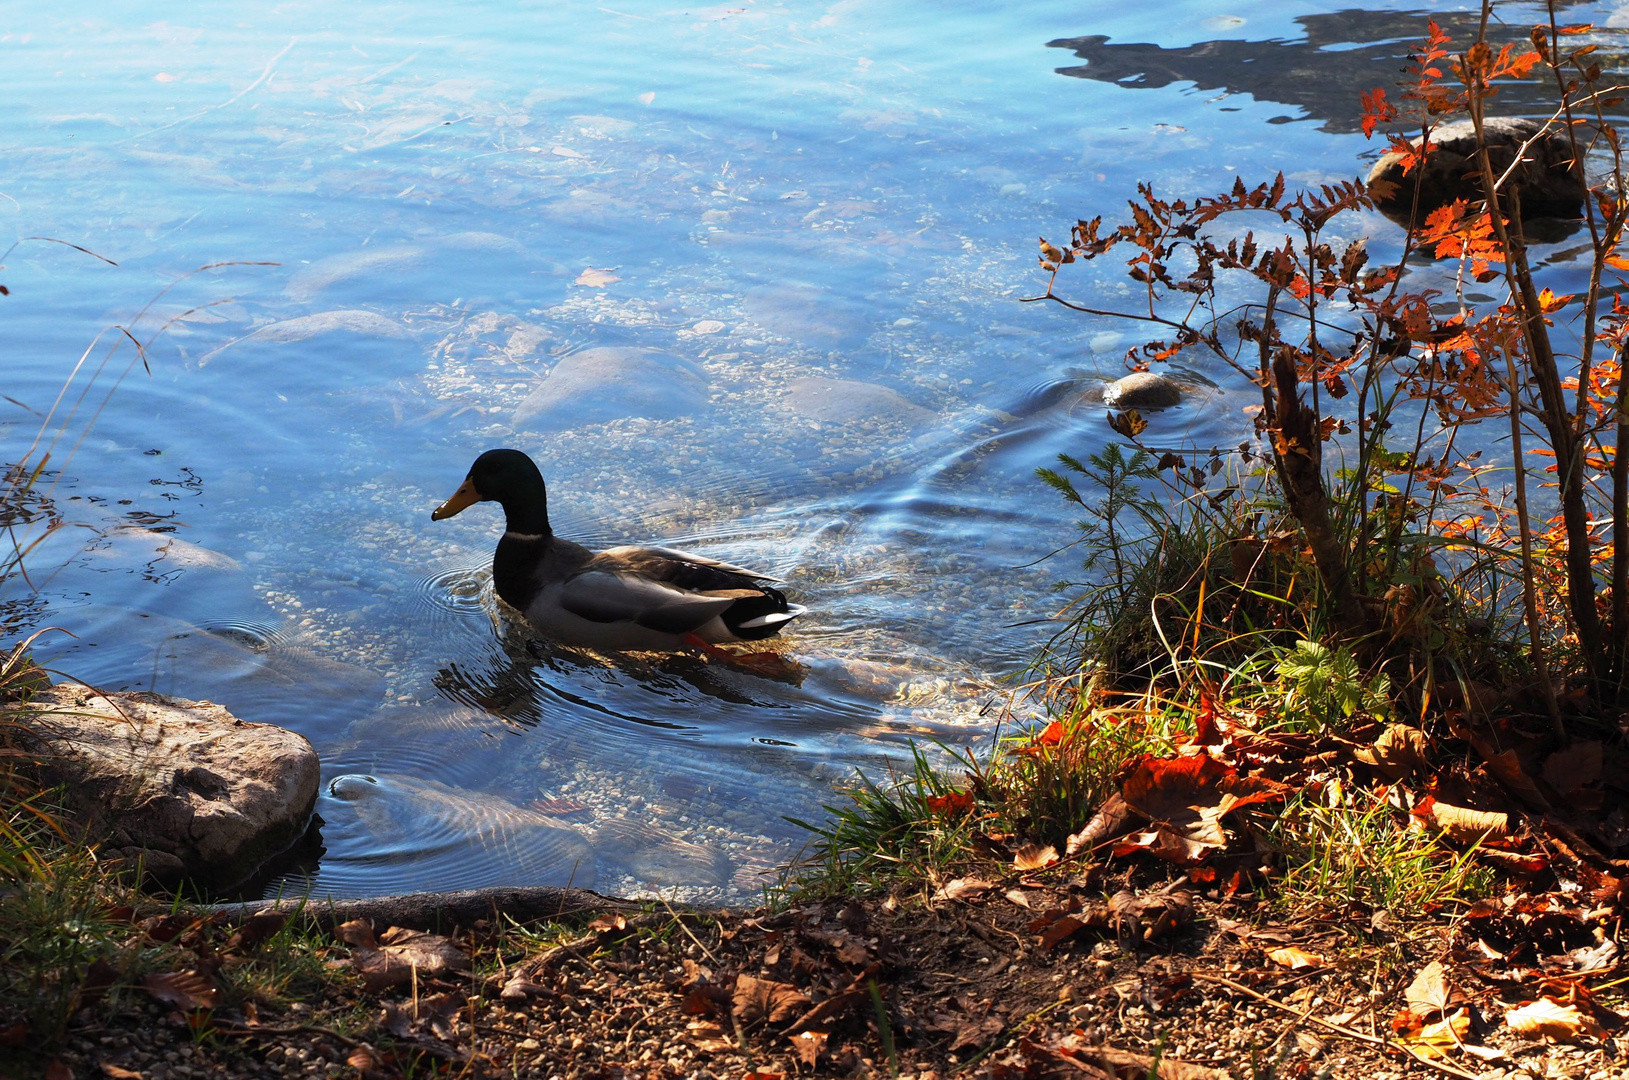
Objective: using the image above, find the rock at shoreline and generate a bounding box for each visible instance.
[513,347,708,431]
[1366,117,1585,221]
[1104,371,1184,410]
[14,683,319,889]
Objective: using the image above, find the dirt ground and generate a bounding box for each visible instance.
[13,866,1624,1080]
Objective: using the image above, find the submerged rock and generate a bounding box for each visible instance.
[199,310,407,367]
[284,247,427,302]
[783,376,936,426]
[14,684,319,889]
[1103,371,1184,410]
[590,818,732,887]
[743,283,868,348]
[325,773,596,891]
[1366,117,1585,221]
[513,347,708,430]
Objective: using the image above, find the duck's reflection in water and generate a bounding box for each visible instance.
[430,626,807,732]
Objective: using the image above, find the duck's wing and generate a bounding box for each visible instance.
[597,544,781,583]
[553,570,761,635]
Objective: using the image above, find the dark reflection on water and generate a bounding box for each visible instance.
[1050,5,1617,133]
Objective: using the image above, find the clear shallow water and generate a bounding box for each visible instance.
[4,1,1621,901]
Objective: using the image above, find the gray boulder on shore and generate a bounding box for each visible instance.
[13,683,320,889]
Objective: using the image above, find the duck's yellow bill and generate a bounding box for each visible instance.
[431,477,481,521]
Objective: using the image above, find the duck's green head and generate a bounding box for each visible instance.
[431,448,549,532]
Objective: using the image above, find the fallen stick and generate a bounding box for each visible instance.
[1189,973,1482,1080]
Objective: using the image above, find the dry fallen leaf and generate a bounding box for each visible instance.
[1004,888,1033,909]
[1419,799,1510,842]
[78,958,118,1011]
[1012,843,1058,871]
[379,1003,412,1038]
[333,918,377,950]
[950,1014,1006,1052]
[1113,755,1289,863]
[226,911,288,951]
[1504,997,1606,1040]
[377,929,471,975]
[139,971,219,1011]
[1402,1009,1470,1060]
[789,1029,828,1066]
[1039,914,1090,951]
[100,1062,143,1080]
[1403,960,1452,1019]
[926,790,974,816]
[785,989,866,1034]
[353,949,416,993]
[934,877,996,901]
[732,975,810,1027]
[575,267,619,287]
[1542,739,1602,796]
[1353,724,1430,780]
[1066,791,1140,855]
[1267,946,1326,970]
[1055,1037,1230,1080]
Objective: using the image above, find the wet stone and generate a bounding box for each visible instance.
[1366,116,1585,221]
[783,376,935,426]
[513,347,709,430]
[1103,371,1183,410]
[284,247,428,302]
[200,310,408,366]
[742,283,869,348]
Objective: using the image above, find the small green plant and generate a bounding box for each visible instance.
[1036,443,1291,691]
[0,803,131,1043]
[785,744,981,897]
[1273,639,1391,731]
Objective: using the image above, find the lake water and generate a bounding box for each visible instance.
[4,1,1620,901]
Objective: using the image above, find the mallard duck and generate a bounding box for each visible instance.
[431,449,805,653]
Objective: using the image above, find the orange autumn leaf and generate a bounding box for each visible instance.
[1537,287,1572,314]
[925,790,974,816]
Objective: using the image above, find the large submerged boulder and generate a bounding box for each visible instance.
[13,683,320,889]
[1366,117,1585,221]
[783,376,936,426]
[513,347,709,431]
